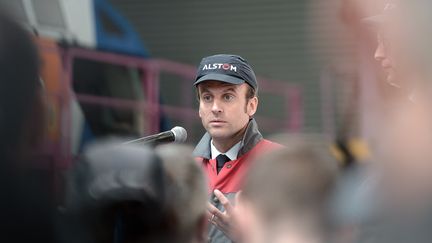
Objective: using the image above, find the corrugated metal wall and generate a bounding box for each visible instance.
[111,0,357,135]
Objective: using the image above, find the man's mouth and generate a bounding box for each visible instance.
[209,120,227,125]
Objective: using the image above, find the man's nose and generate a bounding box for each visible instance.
[211,100,223,114]
[374,41,386,62]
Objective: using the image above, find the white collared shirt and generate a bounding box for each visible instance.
[210,140,242,160]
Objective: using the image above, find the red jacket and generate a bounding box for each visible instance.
[201,138,280,194]
[193,119,282,243]
[194,119,282,193]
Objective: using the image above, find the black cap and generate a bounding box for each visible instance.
[194,54,258,90]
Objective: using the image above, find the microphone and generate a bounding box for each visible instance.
[122,126,187,145]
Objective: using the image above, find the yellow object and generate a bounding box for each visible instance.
[330,138,371,165]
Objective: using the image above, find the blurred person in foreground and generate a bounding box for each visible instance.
[155,144,209,242]
[363,0,432,212]
[235,137,338,243]
[64,142,208,243]
[0,11,53,242]
[192,54,281,242]
[366,0,432,103]
[344,3,432,242]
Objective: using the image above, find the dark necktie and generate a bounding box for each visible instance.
[216,154,231,174]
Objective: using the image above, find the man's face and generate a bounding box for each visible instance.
[374,17,420,93]
[197,81,257,141]
[375,32,399,87]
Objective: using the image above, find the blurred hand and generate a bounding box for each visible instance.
[207,189,242,242]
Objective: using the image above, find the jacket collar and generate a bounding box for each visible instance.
[193,119,263,160]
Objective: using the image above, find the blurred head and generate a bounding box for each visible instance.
[194,54,258,146]
[0,11,52,243]
[155,144,208,243]
[371,1,432,193]
[65,142,207,243]
[237,137,338,243]
[369,1,411,90]
[369,0,432,95]
[0,11,41,162]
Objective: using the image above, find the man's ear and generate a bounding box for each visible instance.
[247,97,258,117]
[196,87,203,119]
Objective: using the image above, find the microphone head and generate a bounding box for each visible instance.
[171,126,187,143]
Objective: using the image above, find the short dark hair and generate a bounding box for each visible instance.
[245,84,258,100]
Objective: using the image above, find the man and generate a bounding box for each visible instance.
[192,54,281,242]
[354,3,432,242]
[64,142,208,243]
[237,138,338,243]
[367,0,401,89]
[365,0,430,101]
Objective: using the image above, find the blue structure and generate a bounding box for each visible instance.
[94,0,150,57]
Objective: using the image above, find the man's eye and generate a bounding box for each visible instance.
[202,95,212,102]
[223,94,234,101]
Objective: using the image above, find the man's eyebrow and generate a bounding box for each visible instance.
[199,87,211,94]
[222,87,237,93]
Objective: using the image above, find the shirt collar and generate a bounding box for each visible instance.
[193,118,263,160]
[210,140,242,160]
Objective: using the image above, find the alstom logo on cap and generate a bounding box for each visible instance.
[202,63,237,72]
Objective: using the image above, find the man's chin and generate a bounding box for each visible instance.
[208,131,229,140]
[386,75,402,89]
[207,127,232,139]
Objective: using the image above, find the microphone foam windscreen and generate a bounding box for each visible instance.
[171,126,187,143]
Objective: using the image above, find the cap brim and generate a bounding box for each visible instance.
[362,14,386,27]
[194,73,245,86]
